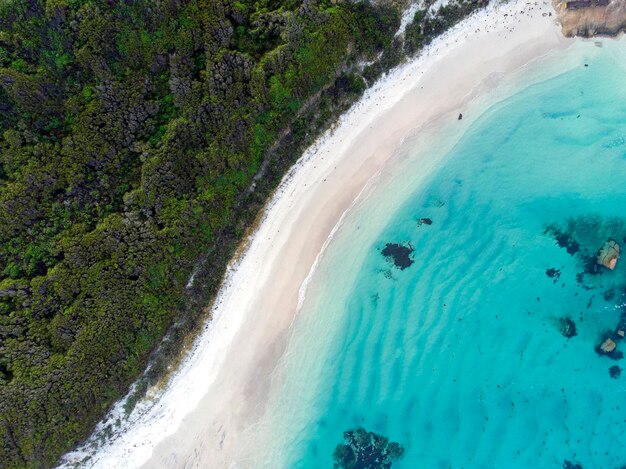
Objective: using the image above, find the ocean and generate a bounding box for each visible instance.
[241,37,626,468]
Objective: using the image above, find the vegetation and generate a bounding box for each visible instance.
[0,0,489,467]
[404,0,489,55]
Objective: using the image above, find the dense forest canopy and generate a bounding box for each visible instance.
[0,0,401,466]
[0,0,487,466]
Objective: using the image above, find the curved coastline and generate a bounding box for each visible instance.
[60,2,569,467]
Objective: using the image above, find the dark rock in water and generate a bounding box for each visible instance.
[610,365,622,378]
[604,288,615,301]
[576,272,584,285]
[546,268,561,279]
[550,228,580,255]
[558,317,577,338]
[583,254,601,276]
[333,427,404,469]
[458,113,463,120]
[563,460,583,469]
[417,217,433,226]
[381,243,414,270]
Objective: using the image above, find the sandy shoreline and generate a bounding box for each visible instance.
[60,2,569,467]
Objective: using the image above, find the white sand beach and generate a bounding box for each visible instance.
[60,1,570,467]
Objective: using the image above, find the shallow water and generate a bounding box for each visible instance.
[246,38,626,468]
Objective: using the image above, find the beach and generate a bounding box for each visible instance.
[60,1,571,467]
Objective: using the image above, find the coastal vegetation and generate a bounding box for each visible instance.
[0,0,492,466]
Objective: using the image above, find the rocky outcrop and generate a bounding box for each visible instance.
[597,240,620,270]
[596,333,623,360]
[600,337,616,353]
[553,0,626,36]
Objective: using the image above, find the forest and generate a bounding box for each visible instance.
[0,0,487,467]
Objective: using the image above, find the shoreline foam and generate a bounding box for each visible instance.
[59,2,569,467]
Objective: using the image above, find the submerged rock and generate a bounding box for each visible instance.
[381,243,414,270]
[546,267,562,279]
[610,365,622,379]
[546,226,580,255]
[597,240,620,270]
[333,427,404,469]
[563,460,583,469]
[417,217,433,226]
[583,254,602,276]
[558,317,577,338]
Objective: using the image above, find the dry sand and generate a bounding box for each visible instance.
[60,1,570,467]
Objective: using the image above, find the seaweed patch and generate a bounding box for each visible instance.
[545,225,580,255]
[546,268,561,279]
[546,267,562,284]
[563,461,583,469]
[333,427,404,469]
[558,317,577,338]
[381,243,415,270]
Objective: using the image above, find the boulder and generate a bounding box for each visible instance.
[601,337,616,353]
[597,240,620,270]
[610,365,622,379]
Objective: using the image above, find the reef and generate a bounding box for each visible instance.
[545,225,580,255]
[417,218,433,226]
[545,216,626,362]
[558,317,578,338]
[381,243,415,270]
[333,427,404,469]
[545,216,626,285]
[609,365,622,378]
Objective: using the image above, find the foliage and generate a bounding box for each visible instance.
[0,1,401,466]
[404,0,489,55]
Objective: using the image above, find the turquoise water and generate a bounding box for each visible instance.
[247,39,626,468]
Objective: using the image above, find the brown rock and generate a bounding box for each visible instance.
[553,0,626,37]
[597,240,620,270]
[601,337,617,353]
